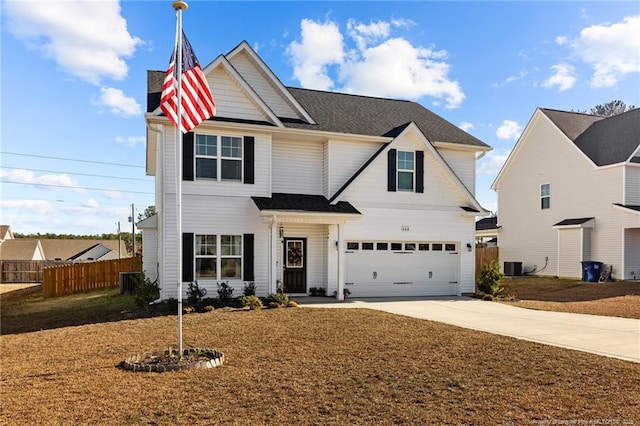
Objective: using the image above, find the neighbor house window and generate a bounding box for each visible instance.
[397,151,414,191]
[195,134,242,181]
[541,184,550,210]
[195,234,242,279]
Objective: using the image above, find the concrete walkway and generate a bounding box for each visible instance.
[301,296,640,363]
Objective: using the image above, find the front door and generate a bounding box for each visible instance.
[283,238,306,293]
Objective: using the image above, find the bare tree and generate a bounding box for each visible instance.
[582,100,636,117]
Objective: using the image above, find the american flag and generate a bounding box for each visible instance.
[160,31,215,133]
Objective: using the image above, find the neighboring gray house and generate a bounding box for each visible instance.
[492,108,640,280]
[143,41,491,300]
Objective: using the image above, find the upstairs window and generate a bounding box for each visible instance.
[541,184,550,210]
[195,135,217,179]
[397,151,414,191]
[194,134,242,181]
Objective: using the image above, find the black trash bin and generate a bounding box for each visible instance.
[581,261,603,282]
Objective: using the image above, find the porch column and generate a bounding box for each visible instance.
[337,222,345,301]
[270,217,278,295]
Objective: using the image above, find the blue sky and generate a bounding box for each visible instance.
[2,1,639,235]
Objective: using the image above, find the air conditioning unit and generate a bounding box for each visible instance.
[504,262,522,277]
[119,272,142,294]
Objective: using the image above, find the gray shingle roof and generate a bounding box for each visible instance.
[553,218,594,226]
[476,216,498,231]
[541,108,640,166]
[147,70,489,149]
[252,193,360,215]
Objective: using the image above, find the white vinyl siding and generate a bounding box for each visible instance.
[439,149,476,195]
[625,166,640,204]
[326,139,384,198]
[272,139,323,194]
[228,51,301,119]
[207,67,272,122]
[276,223,327,289]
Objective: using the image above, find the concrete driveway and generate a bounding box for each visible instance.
[302,296,640,363]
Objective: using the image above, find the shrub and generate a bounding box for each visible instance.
[243,281,256,297]
[187,281,207,305]
[266,292,289,306]
[217,281,234,302]
[202,305,215,312]
[477,260,504,296]
[132,275,160,310]
[165,298,178,311]
[202,297,221,308]
[287,300,298,308]
[244,295,263,310]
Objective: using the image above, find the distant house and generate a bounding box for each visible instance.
[143,41,491,300]
[475,216,499,247]
[492,108,640,280]
[0,239,45,260]
[0,226,129,261]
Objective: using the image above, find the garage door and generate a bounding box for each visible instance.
[345,241,459,297]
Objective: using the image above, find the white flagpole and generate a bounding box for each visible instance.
[173,0,188,356]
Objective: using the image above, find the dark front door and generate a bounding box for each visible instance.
[283,238,306,293]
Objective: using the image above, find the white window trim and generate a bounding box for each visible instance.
[397,150,415,192]
[541,183,551,210]
[195,133,243,182]
[195,234,243,280]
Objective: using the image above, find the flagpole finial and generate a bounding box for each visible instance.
[173,1,188,11]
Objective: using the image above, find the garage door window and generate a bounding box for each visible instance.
[445,243,456,251]
[391,243,402,251]
[404,243,416,251]
[362,242,374,250]
[432,243,443,251]
[347,242,359,250]
[419,244,429,251]
[377,243,388,250]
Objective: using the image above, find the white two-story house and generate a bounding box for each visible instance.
[492,108,640,280]
[141,41,491,300]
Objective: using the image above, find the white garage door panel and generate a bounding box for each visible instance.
[345,245,459,297]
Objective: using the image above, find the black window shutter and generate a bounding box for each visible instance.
[243,233,254,281]
[387,149,397,192]
[183,132,194,181]
[182,233,194,282]
[416,150,424,193]
[243,136,255,184]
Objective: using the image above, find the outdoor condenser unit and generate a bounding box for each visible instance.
[503,262,523,277]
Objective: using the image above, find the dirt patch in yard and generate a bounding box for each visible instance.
[500,278,640,319]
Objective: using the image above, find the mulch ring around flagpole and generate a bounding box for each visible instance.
[120,348,224,373]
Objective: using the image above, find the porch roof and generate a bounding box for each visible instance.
[252,193,361,215]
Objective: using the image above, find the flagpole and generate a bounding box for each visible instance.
[173,0,188,356]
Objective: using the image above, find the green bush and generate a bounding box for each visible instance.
[132,275,160,310]
[243,281,256,296]
[239,295,263,310]
[217,281,234,302]
[477,260,504,296]
[266,292,289,306]
[187,281,207,304]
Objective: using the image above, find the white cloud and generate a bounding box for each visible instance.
[496,120,522,140]
[287,17,465,108]
[4,0,141,84]
[555,36,568,45]
[492,70,527,87]
[286,19,344,90]
[0,199,53,215]
[347,19,391,50]
[93,87,141,117]
[478,149,511,176]
[459,122,474,132]
[391,18,416,30]
[82,199,100,209]
[115,136,145,147]
[572,15,640,88]
[541,64,577,91]
[0,169,83,193]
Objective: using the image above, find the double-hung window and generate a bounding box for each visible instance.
[194,234,242,279]
[195,134,242,181]
[541,183,550,210]
[195,235,217,279]
[195,135,217,179]
[397,151,414,191]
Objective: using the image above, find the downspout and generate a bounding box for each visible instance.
[147,124,164,296]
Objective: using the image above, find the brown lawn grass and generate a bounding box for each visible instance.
[500,277,640,319]
[1,285,640,425]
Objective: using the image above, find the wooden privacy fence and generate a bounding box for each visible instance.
[476,247,499,277]
[0,260,71,283]
[43,257,141,298]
